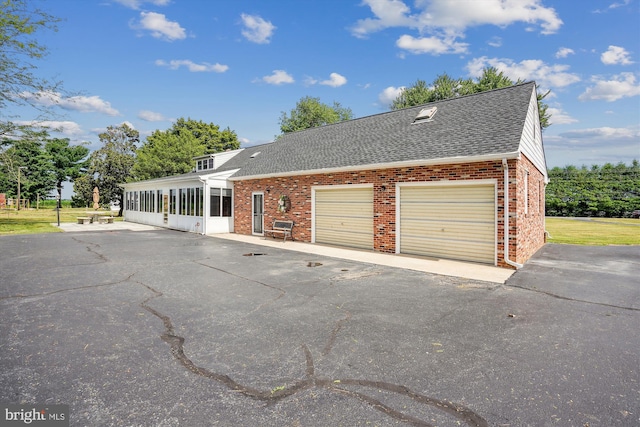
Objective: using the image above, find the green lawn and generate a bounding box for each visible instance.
[545,217,640,245]
[0,208,121,235]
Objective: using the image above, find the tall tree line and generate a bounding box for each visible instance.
[0,129,89,205]
[546,161,640,217]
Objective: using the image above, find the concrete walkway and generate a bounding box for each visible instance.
[56,221,515,284]
[216,233,514,284]
[55,221,162,233]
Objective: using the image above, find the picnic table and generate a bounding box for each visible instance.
[77,211,113,224]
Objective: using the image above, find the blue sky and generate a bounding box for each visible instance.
[15,0,640,175]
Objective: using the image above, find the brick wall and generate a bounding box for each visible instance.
[233,158,546,268]
[511,154,546,264]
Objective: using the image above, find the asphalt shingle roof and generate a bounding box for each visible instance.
[230,82,536,179]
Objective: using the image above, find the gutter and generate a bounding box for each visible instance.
[502,158,524,269]
[228,152,521,181]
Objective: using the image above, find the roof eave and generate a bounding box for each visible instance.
[120,168,238,188]
[228,152,522,181]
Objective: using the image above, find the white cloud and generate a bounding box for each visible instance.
[304,76,318,86]
[579,72,640,102]
[155,59,228,73]
[378,86,405,107]
[134,11,186,41]
[543,125,639,166]
[487,36,502,47]
[350,0,416,38]
[558,126,640,141]
[601,45,633,65]
[18,120,84,136]
[240,13,276,44]
[547,107,578,125]
[555,47,575,58]
[396,34,468,55]
[260,70,294,85]
[607,0,632,9]
[319,73,347,87]
[21,91,120,116]
[593,0,632,13]
[426,0,562,34]
[351,0,563,46]
[466,56,581,89]
[113,0,170,10]
[138,110,168,121]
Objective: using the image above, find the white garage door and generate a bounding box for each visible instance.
[399,184,495,264]
[314,187,373,250]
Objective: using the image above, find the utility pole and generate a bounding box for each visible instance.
[17,166,26,211]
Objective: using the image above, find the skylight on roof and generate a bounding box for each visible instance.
[413,107,437,124]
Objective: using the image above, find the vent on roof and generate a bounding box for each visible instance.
[250,151,261,158]
[413,106,437,124]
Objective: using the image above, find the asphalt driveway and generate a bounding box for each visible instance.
[1,229,638,426]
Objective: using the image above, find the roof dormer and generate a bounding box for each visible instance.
[195,154,216,172]
[193,148,245,173]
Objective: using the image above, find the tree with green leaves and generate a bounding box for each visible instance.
[279,96,353,134]
[0,0,61,136]
[70,173,94,208]
[169,117,239,153]
[132,118,240,180]
[390,67,551,129]
[0,127,55,202]
[45,137,89,207]
[77,123,138,215]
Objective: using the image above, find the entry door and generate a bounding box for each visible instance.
[252,193,264,234]
[163,194,169,224]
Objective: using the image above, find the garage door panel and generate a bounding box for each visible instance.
[401,219,495,240]
[401,236,495,264]
[399,184,495,264]
[315,228,372,249]
[401,203,494,220]
[315,216,372,231]
[315,202,372,216]
[315,187,373,250]
[401,186,494,202]
[315,189,372,202]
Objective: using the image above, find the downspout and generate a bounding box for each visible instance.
[198,177,207,236]
[502,158,524,269]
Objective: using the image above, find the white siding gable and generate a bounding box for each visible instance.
[212,148,244,169]
[518,87,548,181]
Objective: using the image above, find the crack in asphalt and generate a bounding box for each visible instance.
[322,310,352,357]
[0,273,136,300]
[71,236,109,263]
[7,234,488,425]
[193,259,286,313]
[136,277,488,427]
[505,283,640,312]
